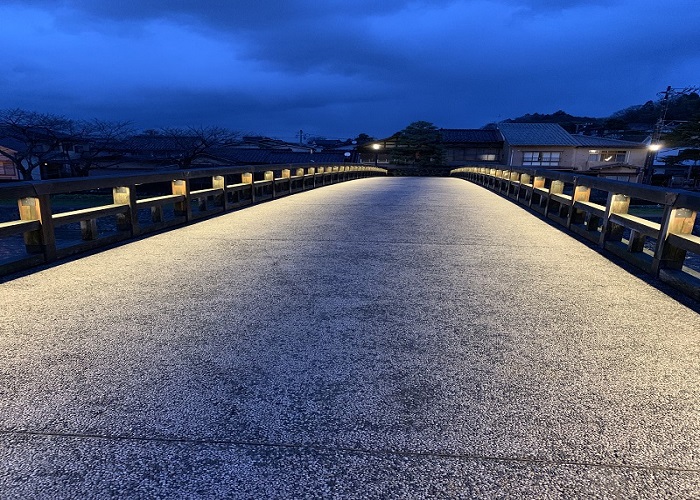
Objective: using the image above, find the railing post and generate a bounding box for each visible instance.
[495,170,503,193]
[81,218,98,240]
[627,229,646,253]
[18,195,56,262]
[113,186,138,234]
[519,173,531,203]
[172,179,191,220]
[212,175,226,210]
[509,171,519,198]
[653,205,697,273]
[530,176,545,208]
[241,172,254,203]
[265,170,274,199]
[568,183,591,228]
[281,169,291,195]
[545,180,564,218]
[600,193,630,247]
[295,168,305,191]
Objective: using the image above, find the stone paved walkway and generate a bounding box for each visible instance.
[1,177,699,498]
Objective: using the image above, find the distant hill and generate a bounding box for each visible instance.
[500,110,599,133]
[494,92,700,137]
[611,92,700,124]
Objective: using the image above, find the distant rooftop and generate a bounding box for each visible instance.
[439,129,502,143]
[210,148,350,165]
[571,135,646,148]
[0,135,25,153]
[497,123,578,146]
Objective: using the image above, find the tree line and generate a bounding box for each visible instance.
[501,92,700,136]
[4,91,699,179]
[0,108,242,180]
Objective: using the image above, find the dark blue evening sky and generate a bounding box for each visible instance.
[1,0,698,141]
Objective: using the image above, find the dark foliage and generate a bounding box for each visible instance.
[391,121,445,167]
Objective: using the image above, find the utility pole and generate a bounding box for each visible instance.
[642,85,699,183]
[652,86,672,146]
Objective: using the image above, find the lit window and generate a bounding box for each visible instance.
[523,151,561,166]
[589,150,627,162]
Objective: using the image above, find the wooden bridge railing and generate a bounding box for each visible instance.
[451,166,700,301]
[0,164,386,277]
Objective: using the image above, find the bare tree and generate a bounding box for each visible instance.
[68,119,134,176]
[0,108,73,180]
[158,126,242,168]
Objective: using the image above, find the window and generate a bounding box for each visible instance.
[0,160,16,177]
[588,150,627,162]
[447,148,499,162]
[522,151,561,167]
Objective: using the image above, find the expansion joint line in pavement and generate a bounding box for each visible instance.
[2,428,698,475]
[234,237,518,248]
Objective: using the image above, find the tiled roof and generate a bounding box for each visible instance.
[267,151,349,164]
[0,135,25,152]
[210,148,349,164]
[439,129,503,143]
[312,139,348,148]
[497,123,578,146]
[124,135,201,152]
[212,149,272,163]
[571,135,647,148]
[587,163,640,172]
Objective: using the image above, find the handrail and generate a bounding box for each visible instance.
[0,163,387,277]
[451,165,700,302]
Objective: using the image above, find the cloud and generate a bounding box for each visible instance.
[1,0,699,139]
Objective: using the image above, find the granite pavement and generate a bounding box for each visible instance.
[0,177,699,498]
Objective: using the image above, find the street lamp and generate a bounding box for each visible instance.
[372,143,381,166]
[642,143,662,184]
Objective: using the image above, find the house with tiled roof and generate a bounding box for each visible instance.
[358,128,504,167]
[497,122,578,168]
[209,148,354,165]
[0,136,22,181]
[0,127,77,180]
[439,129,503,166]
[497,123,647,181]
[571,135,648,181]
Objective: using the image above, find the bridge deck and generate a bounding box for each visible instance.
[1,177,699,498]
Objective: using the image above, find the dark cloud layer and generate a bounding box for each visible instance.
[1,0,698,139]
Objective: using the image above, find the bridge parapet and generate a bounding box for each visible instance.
[452,166,700,301]
[0,164,386,277]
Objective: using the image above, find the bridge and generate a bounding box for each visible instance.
[0,166,699,498]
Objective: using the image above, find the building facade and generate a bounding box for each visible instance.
[497,122,647,181]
